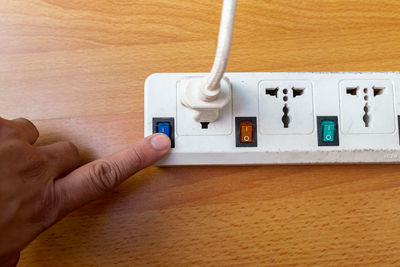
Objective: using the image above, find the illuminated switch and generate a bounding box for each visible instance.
[317,116,339,147]
[239,121,254,143]
[153,118,175,148]
[157,122,171,137]
[321,120,336,142]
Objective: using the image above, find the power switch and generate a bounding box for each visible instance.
[235,117,257,147]
[157,122,171,137]
[239,121,254,143]
[317,116,339,147]
[153,118,175,148]
[321,120,336,142]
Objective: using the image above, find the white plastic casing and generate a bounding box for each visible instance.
[144,72,400,166]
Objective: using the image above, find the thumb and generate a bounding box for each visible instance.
[54,134,170,215]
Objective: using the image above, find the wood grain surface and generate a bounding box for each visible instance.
[2,0,400,266]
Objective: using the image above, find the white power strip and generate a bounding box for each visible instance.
[144,72,400,165]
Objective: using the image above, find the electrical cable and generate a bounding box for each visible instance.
[204,0,237,93]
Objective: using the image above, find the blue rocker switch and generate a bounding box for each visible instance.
[157,122,171,137]
[153,118,175,148]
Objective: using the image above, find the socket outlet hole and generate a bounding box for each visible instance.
[201,122,210,129]
[266,88,278,98]
[363,104,370,127]
[292,88,305,98]
[346,87,358,96]
[282,104,290,128]
[373,86,385,97]
[283,96,288,102]
[283,89,288,95]
[363,88,368,94]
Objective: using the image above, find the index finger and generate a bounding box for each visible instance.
[54,134,171,216]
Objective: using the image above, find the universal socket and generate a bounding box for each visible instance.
[259,80,314,135]
[339,80,396,134]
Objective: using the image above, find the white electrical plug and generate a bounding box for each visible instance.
[180,76,232,122]
[180,0,237,123]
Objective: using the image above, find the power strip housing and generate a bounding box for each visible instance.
[144,72,400,165]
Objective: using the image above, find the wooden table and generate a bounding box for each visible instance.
[2,0,400,265]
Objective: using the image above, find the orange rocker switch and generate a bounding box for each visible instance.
[239,121,254,143]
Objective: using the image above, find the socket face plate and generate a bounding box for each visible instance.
[339,80,395,134]
[259,80,314,135]
[145,72,400,165]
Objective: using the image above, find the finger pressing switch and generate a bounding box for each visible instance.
[240,121,254,143]
[153,118,175,148]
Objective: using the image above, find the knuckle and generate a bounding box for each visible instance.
[17,149,47,178]
[15,117,31,125]
[17,117,39,135]
[0,125,20,140]
[66,141,79,155]
[66,142,80,164]
[88,160,123,193]
[60,141,79,158]
[0,117,7,127]
[24,157,47,178]
[0,139,24,153]
[0,141,47,178]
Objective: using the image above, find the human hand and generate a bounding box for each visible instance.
[0,117,171,266]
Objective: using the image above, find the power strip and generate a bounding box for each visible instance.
[144,72,400,166]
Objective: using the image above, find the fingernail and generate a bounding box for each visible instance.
[150,134,171,151]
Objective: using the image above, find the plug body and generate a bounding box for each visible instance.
[180,76,232,122]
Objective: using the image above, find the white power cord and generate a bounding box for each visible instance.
[181,0,237,122]
[202,0,237,98]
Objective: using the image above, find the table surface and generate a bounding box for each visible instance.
[2,0,400,266]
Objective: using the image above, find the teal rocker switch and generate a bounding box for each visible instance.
[321,120,336,142]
